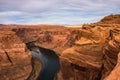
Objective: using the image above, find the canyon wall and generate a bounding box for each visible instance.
[105,52,120,80]
[11,25,81,54]
[60,14,120,80]
[60,26,109,80]
[0,29,32,80]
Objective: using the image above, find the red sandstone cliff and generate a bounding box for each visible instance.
[105,52,120,80]
[0,30,32,80]
[60,14,120,80]
[103,34,120,80]
[11,25,81,54]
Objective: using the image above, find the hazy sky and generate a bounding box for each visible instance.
[0,0,120,25]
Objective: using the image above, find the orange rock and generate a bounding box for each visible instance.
[0,30,32,80]
[104,52,120,80]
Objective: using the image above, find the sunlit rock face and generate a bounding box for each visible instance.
[60,15,120,80]
[103,34,120,80]
[60,26,109,80]
[0,30,32,80]
[104,52,120,80]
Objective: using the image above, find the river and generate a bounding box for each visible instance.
[31,47,60,80]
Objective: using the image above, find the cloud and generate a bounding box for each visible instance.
[0,11,26,17]
[0,0,119,24]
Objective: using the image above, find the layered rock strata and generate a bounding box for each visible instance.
[0,30,32,80]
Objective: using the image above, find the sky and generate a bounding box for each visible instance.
[0,0,120,25]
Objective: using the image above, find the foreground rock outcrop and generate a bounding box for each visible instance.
[60,14,120,80]
[0,30,32,80]
[102,31,120,79]
[60,26,109,80]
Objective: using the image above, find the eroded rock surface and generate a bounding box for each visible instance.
[60,26,109,80]
[60,24,120,80]
[105,52,120,80]
[98,14,120,24]
[0,30,32,80]
[11,25,82,54]
[102,32,120,79]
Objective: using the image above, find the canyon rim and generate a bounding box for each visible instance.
[0,14,120,80]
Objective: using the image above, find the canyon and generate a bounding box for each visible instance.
[0,14,120,80]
